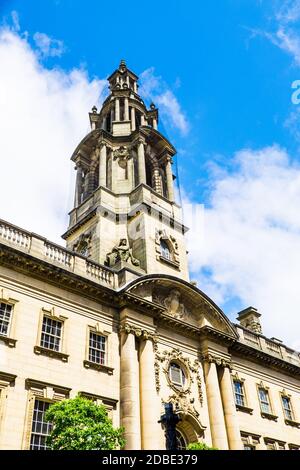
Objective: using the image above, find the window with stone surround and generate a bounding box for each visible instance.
[40,316,62,351]
[0,372,16,441]
[83,325,113,374]
[30,399,52,450]
[78,392,117,421]
[241,433,260,450]
[233,380,245,407]
[264,438,286,450]
[281,395,293,421]
[0,302,13,337]
[34,308,68,362]
[0,290,18,347]
[160,239,171,261]
[258,387,271,414]
[88,331,106,365]
[23,379,70,450]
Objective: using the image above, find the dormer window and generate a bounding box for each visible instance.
[160,240,171,261]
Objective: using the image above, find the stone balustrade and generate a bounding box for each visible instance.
[0,220,31,251]
[236,324,300,367]
[44,242,74,268]
[0,218,115,289]
[86,260,115,286]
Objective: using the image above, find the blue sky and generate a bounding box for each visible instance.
[1,0,300,347]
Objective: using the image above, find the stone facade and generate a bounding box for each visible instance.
[0,61,300,450]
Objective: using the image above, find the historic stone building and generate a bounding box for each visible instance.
[0,60,300,450]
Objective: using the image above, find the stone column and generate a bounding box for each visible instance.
[74,164,83,207]
[153,118,157,130]
[87,167,96,194]
[98,143,107,188]
[124,98,129,121]
[115,98,120,121]
[131,107,136,132]
[219,366,242,450]
[137,139,146,185]
[153,166,162,195]
[141,114,146,126]
[120,330,141,450]
[165,156,175,202]
[139,337,162,449]
[204,360,229,449]
[133,82,137,93]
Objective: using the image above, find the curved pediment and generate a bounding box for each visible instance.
[122,274,238,339]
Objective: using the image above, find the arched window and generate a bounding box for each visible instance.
[160,239,171,260]
[176,430,187,450]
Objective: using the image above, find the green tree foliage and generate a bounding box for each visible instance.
[44,396,125,450]
[187,442,218,450]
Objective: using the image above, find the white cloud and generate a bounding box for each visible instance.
[276,0,300,24]
[184,145,300,350]
[11,11,20,32]
[33,32,64,57]
[0,26,107,243]
[139,67,189,135]
[265,27,300,66]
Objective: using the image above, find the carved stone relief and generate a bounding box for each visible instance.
[154,348,203,406]
[153,289,190,321]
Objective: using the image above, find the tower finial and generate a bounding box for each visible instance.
[119,59,126,69]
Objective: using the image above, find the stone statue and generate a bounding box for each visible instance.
[105,238,140,267]
[159,403,181,451]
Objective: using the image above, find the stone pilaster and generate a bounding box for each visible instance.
[219,366,242,449]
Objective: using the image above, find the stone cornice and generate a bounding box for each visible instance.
[119,292,165,315]
[199,325,237,345]
[0,242,117,307]
[0,371,17,384]
[62,208,97,239]
[2,240,300,377]
[231,341,300,377]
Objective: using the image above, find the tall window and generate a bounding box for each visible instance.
[258,388,271,414]
[169,362,186,390]
[160,240,171,260]
[0,302,12,336]
[30,400,52,450]
[89,332,106,365]
[40,316,62,351]
[282,396,293,421]
[234,380,245,407]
